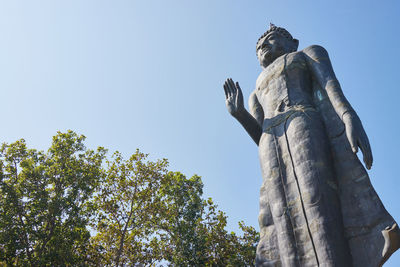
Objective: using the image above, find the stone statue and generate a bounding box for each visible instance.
[223,24,399,266]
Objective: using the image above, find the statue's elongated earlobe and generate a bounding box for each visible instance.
[292,39,299,51]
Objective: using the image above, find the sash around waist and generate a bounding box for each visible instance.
[262,105,317,133]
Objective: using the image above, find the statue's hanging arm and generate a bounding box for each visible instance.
[303,45,373,169]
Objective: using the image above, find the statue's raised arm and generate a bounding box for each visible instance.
[223,78,262,145]
[303,45,373,169]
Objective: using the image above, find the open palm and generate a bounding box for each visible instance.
[223,78,244,117]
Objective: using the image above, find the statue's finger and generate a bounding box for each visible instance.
[225,78,232,95]
[228,78,236,94]
[367,142,373,167]
[358,140,368,168]
[230,78,238,92]
[223,84,229,98]
[358,137,372,170]
[347,129,358,154]
[362,135,373,169]
[235,82,244,105]
[235,81,241,91]
[225,79,233,96]
[366,154,372,170]
[364,149,372,170]
[360,131,372,161]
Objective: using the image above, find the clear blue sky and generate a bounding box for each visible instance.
[0,1,399,265]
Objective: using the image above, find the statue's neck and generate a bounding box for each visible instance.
[261,53,287,69]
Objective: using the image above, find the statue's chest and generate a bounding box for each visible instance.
[256,52,308,96]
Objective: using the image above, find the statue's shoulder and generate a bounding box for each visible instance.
[256,70,268,89]
[301,45,330,59]
[249,90,258,102]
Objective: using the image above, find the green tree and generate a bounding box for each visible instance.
[90,152,259,266]
[0,131,259,266]
[0,131,106,266]
[155,174,259,266]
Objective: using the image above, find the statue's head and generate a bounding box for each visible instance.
[256,24,299,68]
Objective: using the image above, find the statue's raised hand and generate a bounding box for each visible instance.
[223,78,245,117]
[343,111,373,169]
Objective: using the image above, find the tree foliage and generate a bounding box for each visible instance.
[89,150,170,266]
[0,131,259,266]
[0,131,106,266]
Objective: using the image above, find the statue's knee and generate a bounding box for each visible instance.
[270,202,285,218]
[259,211,273,227]
[255,256,281,267]
[256,239,281,267]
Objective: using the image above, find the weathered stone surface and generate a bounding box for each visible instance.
[223,24,399,266]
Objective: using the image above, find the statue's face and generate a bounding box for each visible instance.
[256,32,293,68]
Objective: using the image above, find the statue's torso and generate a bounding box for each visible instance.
[255,51,314,118]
